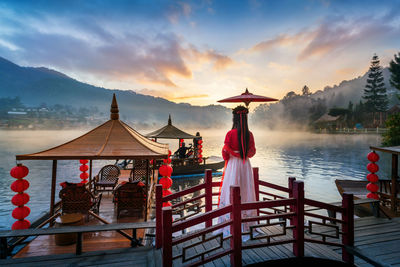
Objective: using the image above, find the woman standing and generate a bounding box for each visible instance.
[217,105,256,236]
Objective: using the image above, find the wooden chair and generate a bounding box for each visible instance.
[95,165,120,193]
[114,181,146,218]
[59,184,102,217]
[129,160,148,182]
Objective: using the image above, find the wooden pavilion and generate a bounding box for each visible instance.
[15,94,169,223]
[145,115,198,141]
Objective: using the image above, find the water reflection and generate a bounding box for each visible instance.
[0,129,391,230]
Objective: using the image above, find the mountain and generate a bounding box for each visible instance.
[0,57,231,128]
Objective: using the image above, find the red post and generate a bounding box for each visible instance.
[288,177,296,225]
[205,169,213,227]
[293,181,304,257]
[230,186,242,267]
[342,193,354,264]
[253,168,260,223]
[155,184,163,249]
[162,206,173,267]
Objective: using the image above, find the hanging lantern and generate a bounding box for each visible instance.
[159,177,173,189]
[163,201,172,207]
[79,159,89,184]
[163,189,172,197]
[366,173,379,183]
[11,193,30,206]
[367,163,379,173]
[159,165,173,177]
[366,151,380,200]
[12,219,31,230]
[168,150,172,157]
[198,140,203,145]
[367,152,379,162]
[10,164,29,179]
[163,158,172,164]
[198,144,203,149]
[10,164,31,230]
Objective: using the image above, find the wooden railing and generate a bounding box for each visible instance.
[157,168,355,267]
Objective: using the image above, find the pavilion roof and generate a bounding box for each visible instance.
[16,94,169,160]
[145,115,198,139]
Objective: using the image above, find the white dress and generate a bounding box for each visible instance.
[216,153,257,238]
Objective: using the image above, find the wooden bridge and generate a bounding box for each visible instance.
[1,168,399,266]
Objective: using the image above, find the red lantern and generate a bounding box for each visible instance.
[198,158,203,163]
[150,159,154,165]
[198,144,202,149]
[79,164,89,172]
[80,172,89,179]
[159,177,173,189]
[367,192,379,200]
[11,179,30,193]
[367,163,379,173]
[163,201,172,207]
[366,183,379,192]
[198,149,203,154]
[10,164,29,179]
[11,193,30,206]
[163,158,172,164]
[367,152,379,162]
[79,159,89,164]
[198,153,203,158]
[12,219,31,230]
[12,206,30,220]
[159,165,173,177]
[366,173,379,183]
[198,140,203,145]
[163,189,172,197]
[168,150,172,157]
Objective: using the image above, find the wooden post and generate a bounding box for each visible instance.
[76,232,82,255]
[162,206,173,267]
[342,193,354,264]
[391,154,398,212]
[155,184,163,249]
[230,186,242,267]
[50,160,57,226]
[145,159,150,221]
[89,160,93,191]
[205,169,213,227]
[0,237,7,259]
[288,177,296,226]
[293,181,304,257]
[253,168,260,222]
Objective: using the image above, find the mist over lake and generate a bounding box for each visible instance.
[0,129,390,230]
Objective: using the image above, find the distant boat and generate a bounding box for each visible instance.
[145,115,225,177]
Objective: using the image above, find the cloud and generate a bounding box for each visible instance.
[250,32,311,52]
[183,45,234,71]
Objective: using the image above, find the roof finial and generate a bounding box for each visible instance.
[168,114,172,125]
[110,93,119,120]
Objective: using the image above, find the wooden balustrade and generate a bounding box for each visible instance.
[157,168,355,266]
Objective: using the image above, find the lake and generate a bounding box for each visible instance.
[0,129,390,230]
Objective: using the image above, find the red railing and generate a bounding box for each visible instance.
[156,168,354,267]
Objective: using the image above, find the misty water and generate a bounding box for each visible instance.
[0,129,391,230]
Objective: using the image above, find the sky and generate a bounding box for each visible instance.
[1,0,400,106]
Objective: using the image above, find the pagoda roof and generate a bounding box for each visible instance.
[16,94,169,160]
[145,115,198,139]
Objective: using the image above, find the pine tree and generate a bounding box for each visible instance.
[389,52,400,94]
[363,54,389,112]
[302,85,311,96]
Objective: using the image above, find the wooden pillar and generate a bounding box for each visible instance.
[89,160,93,191]
[205,169,213,227]
[230,185,242,267]
[391,154,398,212]
[145,159,150,221]
[50,160,57,226]
[162,206,173,267]
[253,168,260,220]
[155,184,163,249]
[288,177,296,226]
[342,193,354,264]
[293,181,304,257]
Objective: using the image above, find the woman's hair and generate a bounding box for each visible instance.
[232,106,250,159]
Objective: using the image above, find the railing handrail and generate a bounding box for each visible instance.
[259,180,291,193]
[0,221,156,238]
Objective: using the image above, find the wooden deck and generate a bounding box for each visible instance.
[14,170,154,258]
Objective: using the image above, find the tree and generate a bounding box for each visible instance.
[363,54,389,112]
[389,52,400,97]
[302,85,311,96]
[382,113,400,146]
